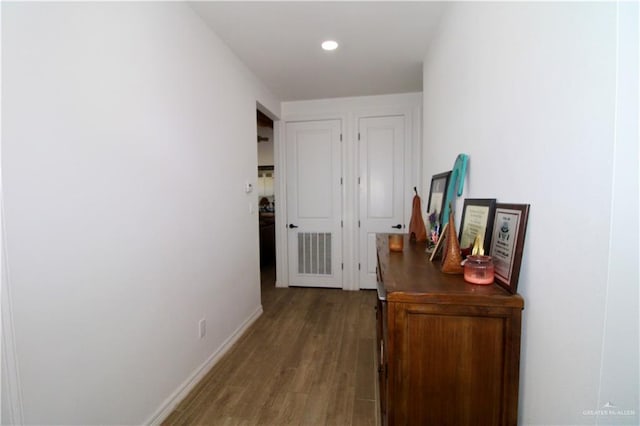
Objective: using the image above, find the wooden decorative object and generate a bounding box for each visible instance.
[441,209,464,274]
[408,189,427,242]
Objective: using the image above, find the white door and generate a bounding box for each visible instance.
[286,120,343,288]
[358,116,405,289]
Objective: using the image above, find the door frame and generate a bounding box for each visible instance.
[275,101,422,291]
[284,118,344,288]
[275,112,349,289]
[354,107,418,290]
[356,113,408,289]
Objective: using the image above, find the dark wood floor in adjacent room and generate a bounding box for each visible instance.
[163,266,378,425]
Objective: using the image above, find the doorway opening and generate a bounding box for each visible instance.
[257,109,276,292]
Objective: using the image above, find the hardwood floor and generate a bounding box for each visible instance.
[163,266,378,425]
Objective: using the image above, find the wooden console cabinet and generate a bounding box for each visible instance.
[376,234,524,425]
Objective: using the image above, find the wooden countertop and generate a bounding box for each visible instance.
[377,234,524,309]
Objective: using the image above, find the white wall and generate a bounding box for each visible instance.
[597,1,639,423]
[1,2,280,424]
[422,2,638,425]
[279,93,422,290]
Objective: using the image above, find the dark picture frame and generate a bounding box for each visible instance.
[489,203,530,293]
[427,171,451,224]
[458,198,496,253]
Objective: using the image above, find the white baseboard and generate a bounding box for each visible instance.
[145,305,264,425]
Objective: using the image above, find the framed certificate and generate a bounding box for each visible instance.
[426,171,451,224]
[489,204,530,293]
[458,198,496,253]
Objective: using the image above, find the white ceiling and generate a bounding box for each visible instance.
[190,2,448,102]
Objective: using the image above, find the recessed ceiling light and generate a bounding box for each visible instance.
[321,40,339,51]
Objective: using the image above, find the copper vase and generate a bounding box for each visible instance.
[441,210,464,274]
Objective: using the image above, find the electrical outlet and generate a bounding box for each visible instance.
[198,318,206,339]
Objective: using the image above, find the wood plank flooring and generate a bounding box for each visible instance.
[163,267,378,426]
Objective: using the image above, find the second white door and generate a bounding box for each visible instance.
[358,116,406,289]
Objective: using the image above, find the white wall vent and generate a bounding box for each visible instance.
[297,232,332,275]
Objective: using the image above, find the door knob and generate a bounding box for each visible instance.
[391,224,402,229]
[288,224,299,229]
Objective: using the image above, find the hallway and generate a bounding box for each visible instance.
[164,273,378,425]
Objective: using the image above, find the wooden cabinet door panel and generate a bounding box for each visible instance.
[391,303,520,426]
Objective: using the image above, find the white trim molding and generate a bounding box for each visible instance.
[278,93,423,291]
[146,305,263,425]
[273,119,288,288]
